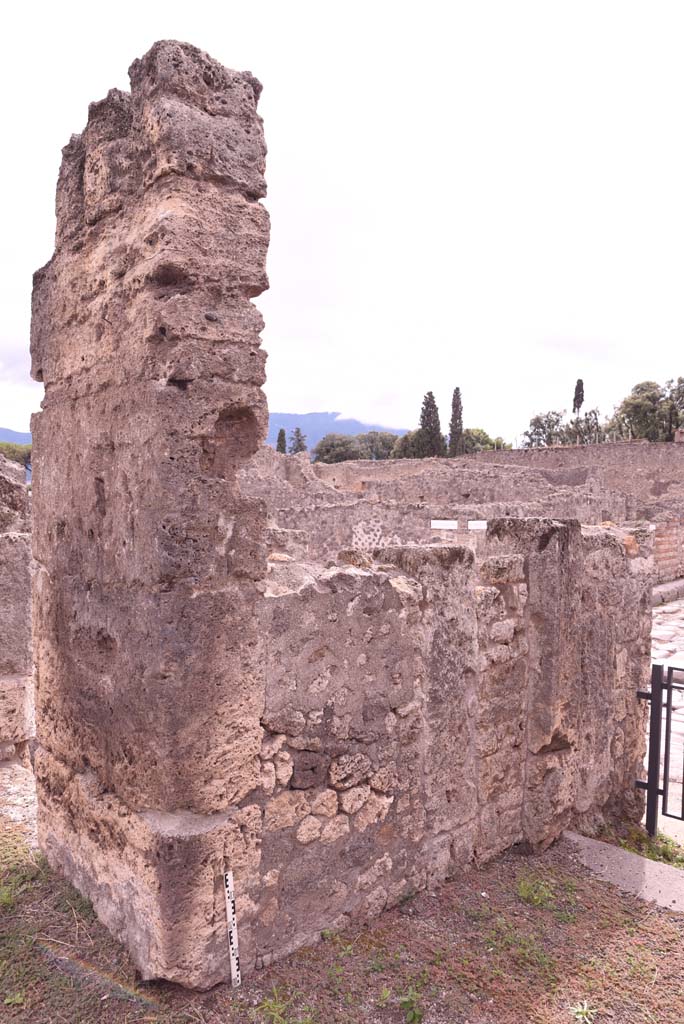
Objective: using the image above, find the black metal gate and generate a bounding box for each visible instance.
[637,663,684,835]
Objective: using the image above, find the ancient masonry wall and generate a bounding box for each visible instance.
[653,519,684,584]
[252,520,651,967]
[29,42,653,990]
[0,455,33,761]
[468,438,684,500]
[310,439,684,513]
[244,445,684,580]
[30,42,270,988]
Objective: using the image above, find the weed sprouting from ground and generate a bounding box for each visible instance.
[254,986,291,1023]
[252,985,318,1024]
[377,984,391,1007]
[516,874,556,909]
[569,999,598,1022]
[398,983,424,1023]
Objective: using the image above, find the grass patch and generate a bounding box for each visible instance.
[516,873,556,909]
[620,827,684,868]
[253,986,319,1024]
[0,841,49,915]
[598,822,684,868]
[515,869,580,924]
[54,885,96,922]
[485,916,558,988]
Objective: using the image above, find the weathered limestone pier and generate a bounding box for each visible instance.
[30,41,271,987]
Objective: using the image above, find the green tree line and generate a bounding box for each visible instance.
[311,389,507,464]
[278,374,684,464]
[523,377,684,447]
[0,442,31,468]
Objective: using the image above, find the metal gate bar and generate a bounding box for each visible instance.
[637,663,684,835]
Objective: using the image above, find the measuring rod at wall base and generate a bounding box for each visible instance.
[223,870,241,987]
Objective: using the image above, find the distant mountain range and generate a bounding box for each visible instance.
[1,415,407,453]
[266,412,407,451]
[0,428,32,444]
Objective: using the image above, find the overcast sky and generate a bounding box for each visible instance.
[1,1,682,443]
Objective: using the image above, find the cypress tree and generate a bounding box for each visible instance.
[288,427,308,454]
[573,379,584,416]
[416,391,446,457]
[448,387,464,456]
[276,427,287,454]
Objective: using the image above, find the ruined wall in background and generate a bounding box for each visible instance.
[468,440,684,512]
[653,518,684,583]
[0,455,33,761]
[243,445,684,579]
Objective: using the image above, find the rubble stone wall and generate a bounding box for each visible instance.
[311,440,684,521]
[249,519,650,968]
[0,455,33,761]
[29,40,653,992]
[243,446,684,580]
[469,439,684,502]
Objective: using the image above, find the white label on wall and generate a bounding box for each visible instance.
[430,519,460,530]
[468,520,488,531]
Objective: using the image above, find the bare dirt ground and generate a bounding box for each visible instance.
[2,810,684,1024]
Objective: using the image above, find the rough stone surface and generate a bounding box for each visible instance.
[26,39,657,992]
[31,41,269,989]
[249,522,651,967]
[242,443,684,580]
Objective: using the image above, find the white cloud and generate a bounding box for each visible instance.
[1,0,682,439]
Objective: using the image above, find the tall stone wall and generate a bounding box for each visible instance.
[0,455,33,761]
[30,42,270,987]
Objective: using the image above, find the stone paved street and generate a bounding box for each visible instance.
[651,600,684,841]
[652,598,684,664]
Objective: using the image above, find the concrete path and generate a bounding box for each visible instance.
[565,830,684,913]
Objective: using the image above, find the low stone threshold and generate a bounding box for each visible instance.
[565,830,684,913]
